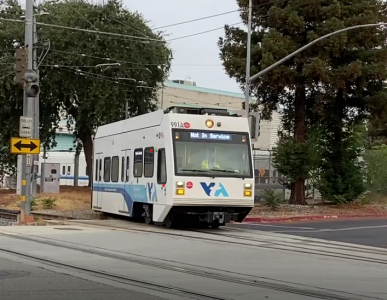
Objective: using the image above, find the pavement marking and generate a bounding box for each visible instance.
[242,224,316,230]
[317,224,387,232]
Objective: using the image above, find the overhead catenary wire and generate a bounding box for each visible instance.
[167,22,243,42]
[65,0,99,31]
[1,0,279,45]
[65,1,151,39]
[152,10,239,30]
[49,49,222,68]
[0,17,164,42]
[49,49,163,67]
[47,64,244,107]
[153,0,280,30]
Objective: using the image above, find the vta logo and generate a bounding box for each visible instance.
[200,182,229,197]
[147,183,158,202]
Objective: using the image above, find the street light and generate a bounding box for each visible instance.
[249,23,387,82]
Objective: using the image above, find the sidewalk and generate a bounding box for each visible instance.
[243,213,387,223]
[243,203,387,223]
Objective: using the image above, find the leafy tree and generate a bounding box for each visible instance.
[219,0,387,204]
[0,0,172,185]
[314,123,366,203]
[38,0,172,185]
[363,144,387,195]
[0,0,64,179]
[0,49,21,178]
[367,86,387,145]
[0,0,58,179]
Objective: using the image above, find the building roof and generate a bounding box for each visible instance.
[164,80,246,99]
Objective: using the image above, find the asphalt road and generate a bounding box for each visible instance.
[0,256,167,300]
[230,218,387,248]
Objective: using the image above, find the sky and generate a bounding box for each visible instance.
[127,0,245,93]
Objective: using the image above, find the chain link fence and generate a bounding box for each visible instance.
[0,175,16,189]
[252,150,322,203]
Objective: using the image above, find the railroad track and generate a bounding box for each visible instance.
[0,209,20,224]
[0,231,380,300]
[31,212,77,220]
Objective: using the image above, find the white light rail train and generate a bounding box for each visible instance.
[92,106,257,228]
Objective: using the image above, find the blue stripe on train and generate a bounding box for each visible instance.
[36,175,89,180]
[92,183,150,215]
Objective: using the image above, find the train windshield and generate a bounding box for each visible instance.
[173,129,253,178]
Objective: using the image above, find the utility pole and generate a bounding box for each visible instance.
[13,0,41,218]
[23,0,34,215]
[244,0,252,113]
[31,13,39,197]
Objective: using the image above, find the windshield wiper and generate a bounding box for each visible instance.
[180,168,209,173]
[210,169,237,174]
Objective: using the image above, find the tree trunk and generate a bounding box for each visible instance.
[289,81,307,205]
[289,178,306,205]
[80,133,93,188]
[332,89,344,173]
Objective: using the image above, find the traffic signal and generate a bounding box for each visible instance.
[14,48,28,85]
[249,111,261,140]
[26,84,40,97]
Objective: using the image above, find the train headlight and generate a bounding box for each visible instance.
[205,119,214,128]
[176,181,184,187]
[244,183,252,189]
[243,183,252,197]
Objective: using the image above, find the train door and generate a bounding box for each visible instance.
[61,163,72,185]
[94,153,103,209]
[122,149,131,213]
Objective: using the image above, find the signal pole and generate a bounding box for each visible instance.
[14,0,40,217]
[23,0,33,215]
[244,0,252,113]
[31,13,39,197]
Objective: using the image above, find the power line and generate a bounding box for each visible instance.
[49,49,223,68]
[46,64,244,107]
[152,0,279,30]
[49,49,163,67]
[165,1,278,42]
[153,10,239,30]
[65,0,99,31]
[65,1,151,39]
[167,22,243,42]
[0,17,165,42]
[106,15,150,38]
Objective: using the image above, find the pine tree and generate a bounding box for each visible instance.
[219,0,387,204]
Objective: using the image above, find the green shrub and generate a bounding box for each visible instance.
[41,197,57,209]
[30,197,38,210]
[260,190,283,211]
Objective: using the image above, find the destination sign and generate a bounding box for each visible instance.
[189,132,232,141]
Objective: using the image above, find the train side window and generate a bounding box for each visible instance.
[62,165,65,175]
[95,159,98,181]
[126,156,130,182]
[157,148,167,184]
[121,157,125,182]
[144,147,154,178]
[67,165,71,175]
[111,156,119,182]
[104,157,111,182]
[99,159,102,181]
[133,149,143,177]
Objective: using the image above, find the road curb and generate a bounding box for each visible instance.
[243,214,387,223]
